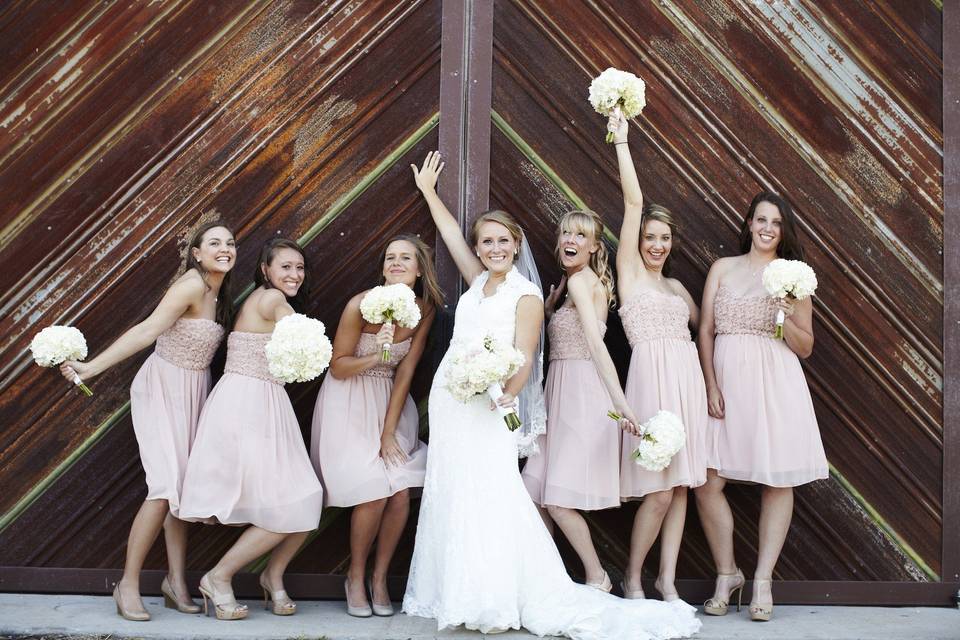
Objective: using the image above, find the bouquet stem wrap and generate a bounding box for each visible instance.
[71,373,93,397]
[488,382,522,431]
[774,309,786,339]
[381,320,393,363]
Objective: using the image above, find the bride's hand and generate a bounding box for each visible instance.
[411,150,445,194]
[492,392,517,411]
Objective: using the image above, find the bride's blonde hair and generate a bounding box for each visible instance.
[556,210,615,307]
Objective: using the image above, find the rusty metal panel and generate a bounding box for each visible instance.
[491,0,943,582]
[0,0,441,570]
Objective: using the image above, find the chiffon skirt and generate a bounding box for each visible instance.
[522,359,620,510]
[621,339,709,498]
[310,373,427,507]
[707,334,828,486]
[179,372,324,533]
[129,353,211,516]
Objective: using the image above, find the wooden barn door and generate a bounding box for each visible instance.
[1,0,957,606]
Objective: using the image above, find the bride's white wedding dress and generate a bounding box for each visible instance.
[403,268,701,639]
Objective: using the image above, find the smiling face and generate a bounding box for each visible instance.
[749,201,782,254]
[382,239,420,287]
[640,218,672,271]
[262,246,305,297]
[475,220,517,274]
[557,219,598,271]
[191,225,236,274]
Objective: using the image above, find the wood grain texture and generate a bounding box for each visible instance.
[491,0,942,579]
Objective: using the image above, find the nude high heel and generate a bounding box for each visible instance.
[259,574,296,616]
[160,576,201,614]
[113,584,150,622]
[749,578,774,621]
[367,578,395,616]
[198,573,248,621]
[620,579,645,600]
[585,572,613,593]
[344,579,372,617]
[654,577,680,602]
[703,568,744,616]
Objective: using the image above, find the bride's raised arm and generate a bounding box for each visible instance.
[411,151,484,284]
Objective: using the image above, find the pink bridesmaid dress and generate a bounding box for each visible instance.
[130,318,224,517]
[619,290,709,498]
[310,333,427,507]
[521,305,620,510]
[707,286,828,486]
[179,331,324,533]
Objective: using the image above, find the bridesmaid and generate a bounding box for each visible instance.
[610,111,710,602]
[60,221,235,620]
[695,192,827,621]
[310,233,441,617]
[521,210,639,592]
[179,238,324,621]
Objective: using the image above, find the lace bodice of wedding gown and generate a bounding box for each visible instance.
[402,268,701,639]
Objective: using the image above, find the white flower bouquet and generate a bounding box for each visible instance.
[588,67,647,142]
[444,334,526,431]
[762,259,818,339]
[360,283,421,361]
[629,410,685,472]
[265,313,333,383]
[30,325,93,396]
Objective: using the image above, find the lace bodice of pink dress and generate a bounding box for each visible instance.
[547,306,605,361]
[713,286,778,337]
[619,290,691,345]
[155,318,224,370]
[355,332,412,378]
[223,332,281,384]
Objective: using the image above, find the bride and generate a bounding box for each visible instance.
[402,151,701,639]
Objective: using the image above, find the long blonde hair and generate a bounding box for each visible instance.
[556,210,615,307]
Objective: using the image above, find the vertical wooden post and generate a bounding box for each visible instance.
[942,0,959,597]
[436,0,494,298]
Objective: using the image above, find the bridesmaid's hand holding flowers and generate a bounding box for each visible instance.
[374,323,395,352]
[608,107,628,145]
[776,296,796,318]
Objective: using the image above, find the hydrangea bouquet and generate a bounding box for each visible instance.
[762,259,818,339]
[588,67,647,142]
[30,325,93,396]
[360,283,421,361]
[629,410,686,472]
[265,313,333,383]
[444,334,526,431]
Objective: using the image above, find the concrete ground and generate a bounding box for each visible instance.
[0,593,957,640]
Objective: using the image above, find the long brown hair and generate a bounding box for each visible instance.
[253,238,310,313]
[640,204,678,277]
[556,210,615,307]
[738,191,804,260]
[184,221,235,327]
[377,233,444,309]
